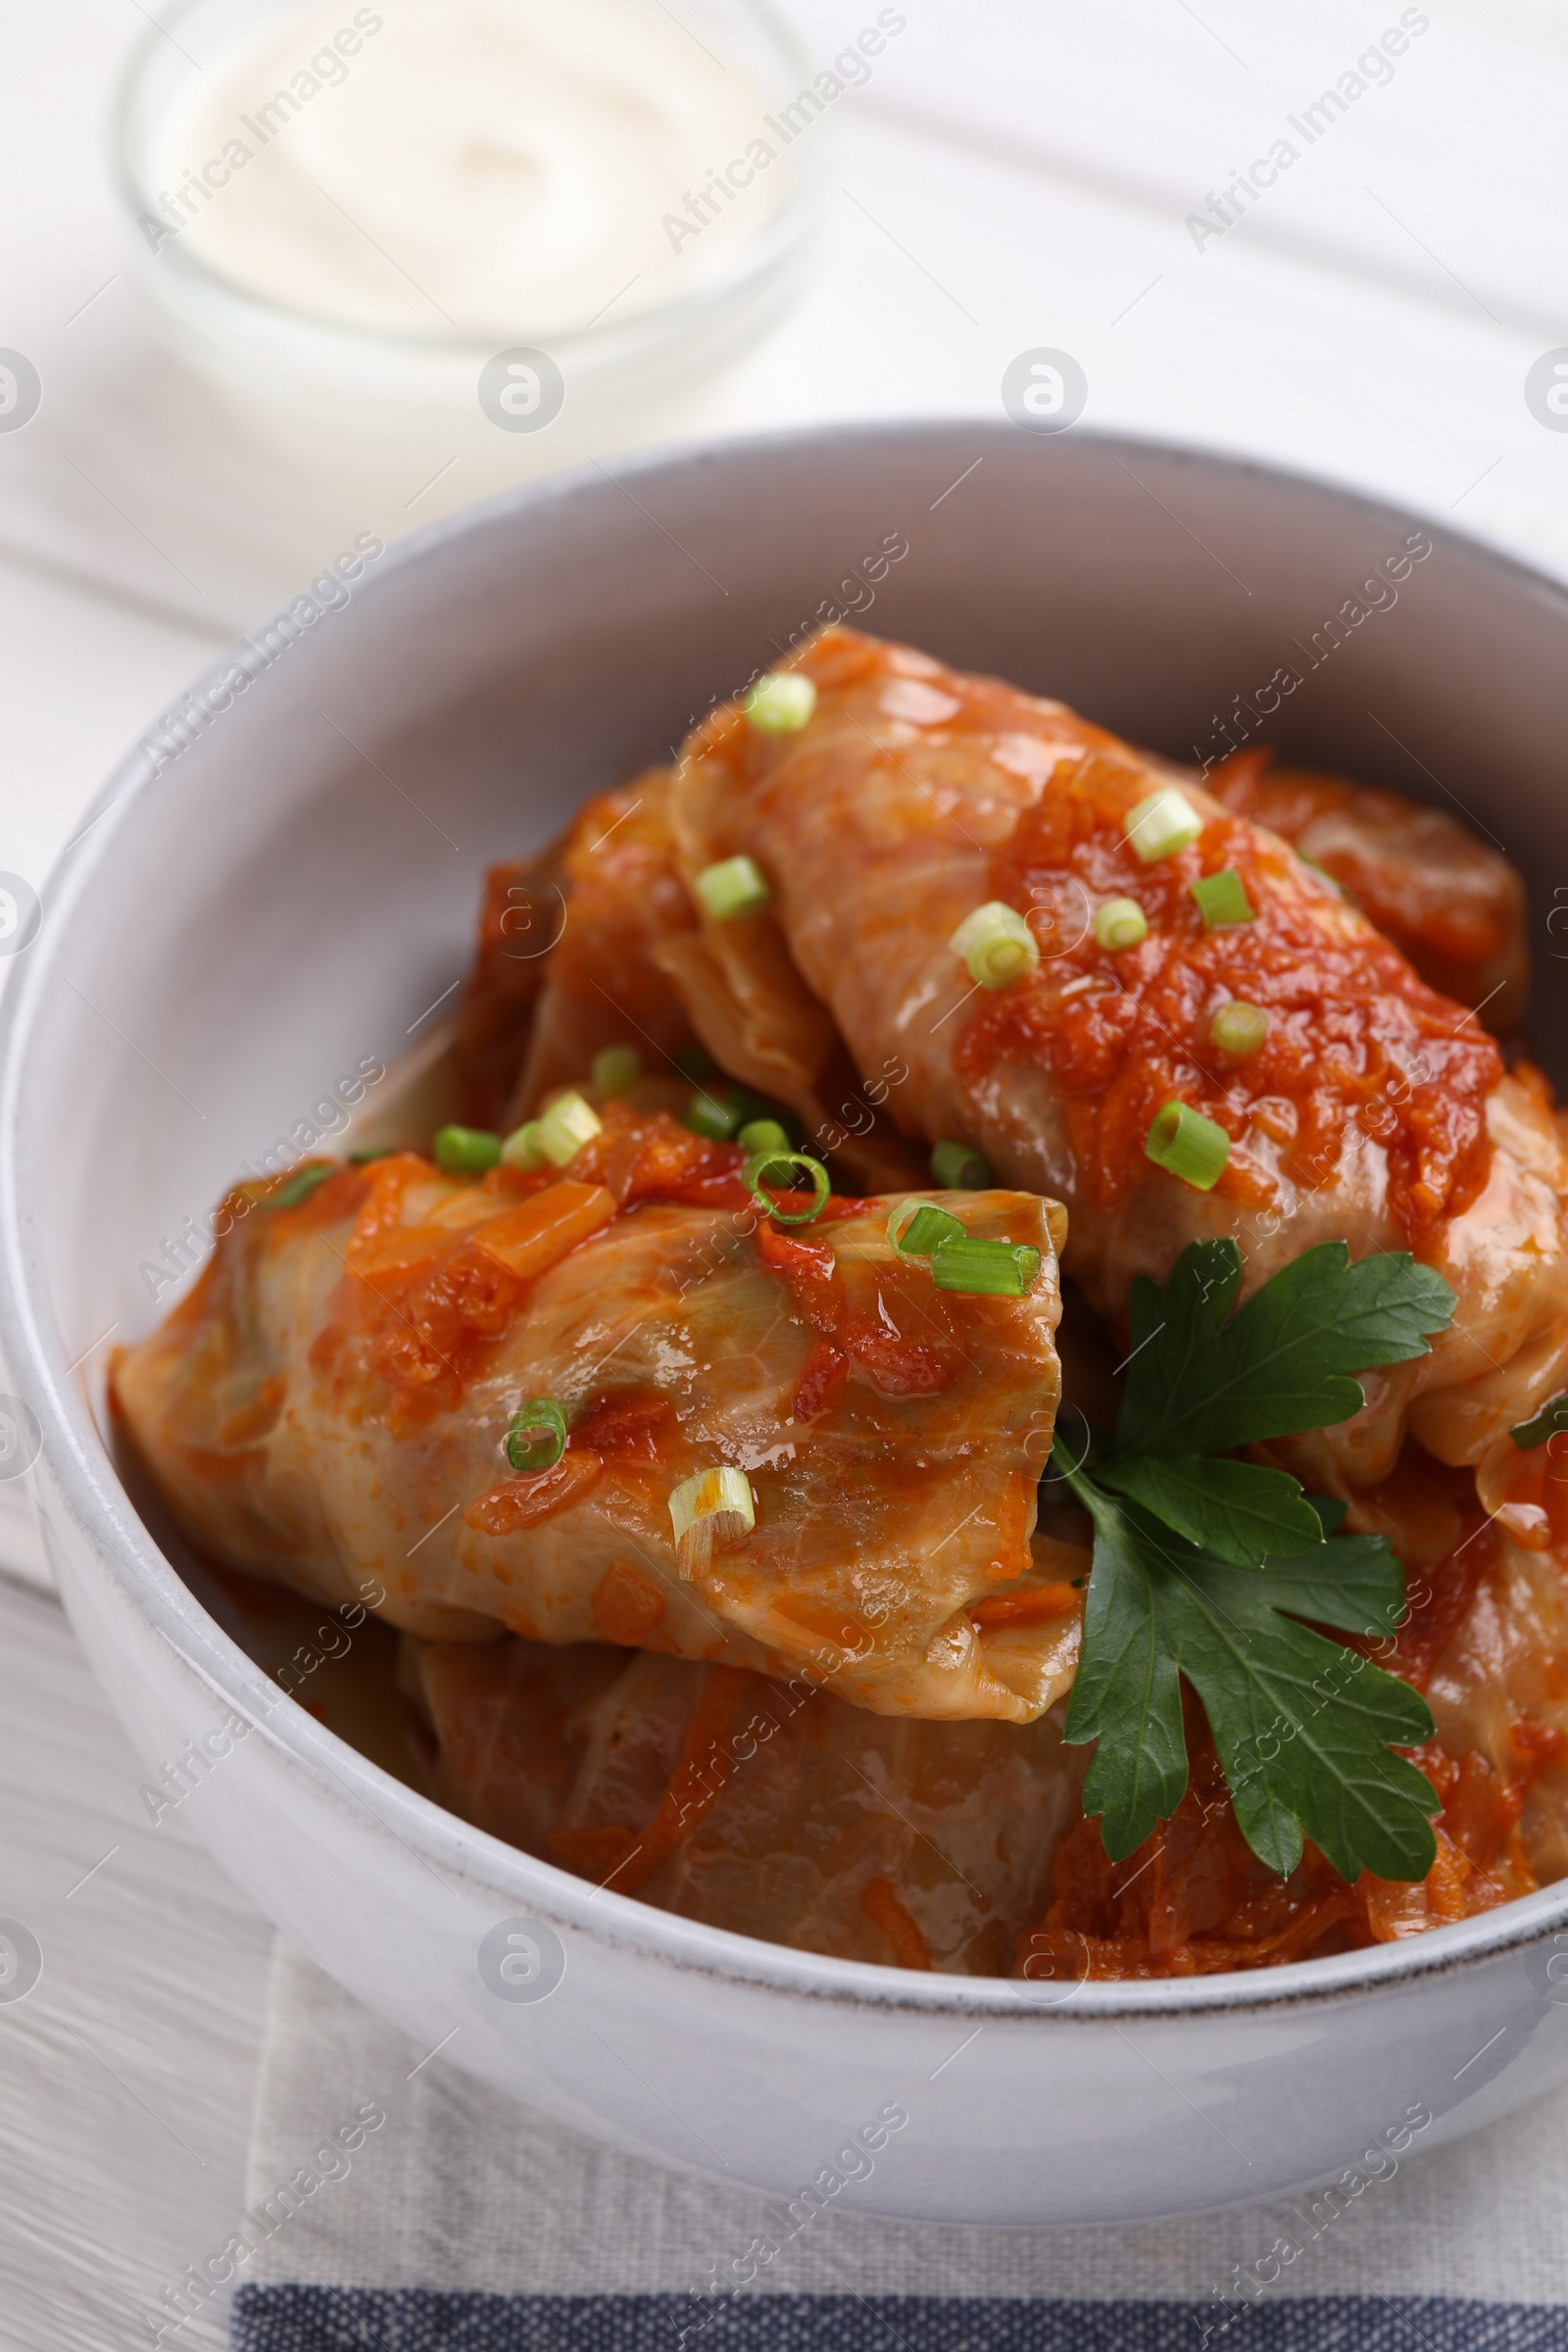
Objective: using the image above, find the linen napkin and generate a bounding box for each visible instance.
[220,1937,1568,2352]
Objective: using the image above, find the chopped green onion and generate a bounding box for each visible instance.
[687,1087,783,1145]
[744,672,817,734]
[696,856,772,922]
[889,1200,966,1258]
[737,1117,791,1156]
[491,1095,596,1173]
[348,1147,395,1165]
[668,1465,757,1571]
[501,1121,547,1171]
[930,1237,1042,1297]
[1298,852,1358,908]
[1190,868,1255,929]
[672,1045,718,1083]
[1510,1393,1568,1450]
[1094,897,1149,952]
[1145,1101,1231,1191]
[948,901,1039,991]
[686,1092,739,1142]
[533,1091,603,1167]
[930,1138,990,1190]
[433,1125,503,1175]
[274,1162,336,1207]
[1210,1001,1270,1056]
[592,1044,642,1097]
[1126,786,1202,864]
[506,1396,568,1474]
[745,1150,831,1225]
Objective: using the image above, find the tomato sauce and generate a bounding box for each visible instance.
[959,749,1500,1240]
[307,1110,751,1423]
[307,1107,887,1433]
[752,1215,956,1407]
[1205,747,1516,977]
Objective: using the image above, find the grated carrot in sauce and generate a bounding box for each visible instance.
[1016,1512,1546,1981]
[860,1876,934,1971]
[551,1665,754,1892]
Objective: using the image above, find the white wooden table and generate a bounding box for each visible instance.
[2,2,1566,2341]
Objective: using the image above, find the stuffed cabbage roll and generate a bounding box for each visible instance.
[453,771,702,1132]
[408,1444,1568,1981]
[660,625,1568,1502]
[1202,748,1527,1035]
[454,768,927,1194]
[114,1106,1081,1722]
[405,1629,1087,1973]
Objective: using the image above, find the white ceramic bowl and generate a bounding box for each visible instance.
[6,422,1568,2228]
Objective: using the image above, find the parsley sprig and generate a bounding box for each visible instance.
[1054,1238,1456,1885]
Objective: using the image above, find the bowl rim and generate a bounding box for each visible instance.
[107,0,827,369]
[8,414,1568,2026]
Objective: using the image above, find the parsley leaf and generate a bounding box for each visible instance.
[1166,1543,1436,1883]
[272,1161,338,1209]
[1055,1237,1457,1885]
[1062,1476,1438,1881]
[1510,1392,1568,1450]
[1114,1239,1455,1461]
[1097,1454,1324,1567]
[1062,1482,1188,1857]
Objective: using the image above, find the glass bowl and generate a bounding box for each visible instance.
[110,0,826,434]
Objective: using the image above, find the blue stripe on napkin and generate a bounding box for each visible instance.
[232,2287,1568,2350]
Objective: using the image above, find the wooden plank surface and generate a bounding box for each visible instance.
[0,1571,270,2351]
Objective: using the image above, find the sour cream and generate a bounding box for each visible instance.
[146,0,795,339]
